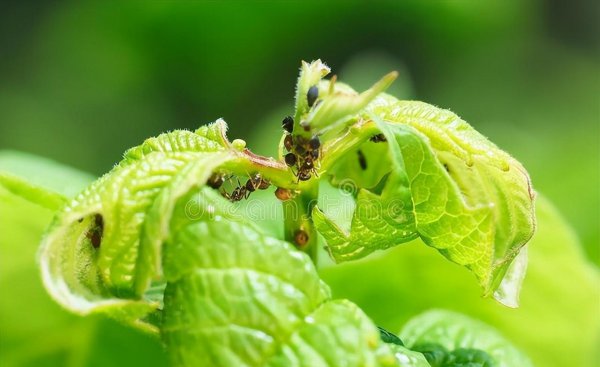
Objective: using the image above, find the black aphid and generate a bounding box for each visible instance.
[207,173,225,189]
[282,116,294,133]
[307,86,318,107]
[357,149,367,170]
[284,153,297,167]
[370,133,387,143]
[309,136,320,150]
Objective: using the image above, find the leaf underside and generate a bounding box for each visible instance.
[315,90,535,306]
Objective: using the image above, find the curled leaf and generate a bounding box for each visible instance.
[39,121,236,330]
[314,80,535,305]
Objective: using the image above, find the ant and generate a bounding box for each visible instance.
[220,173,270,202]
[222,183,248,202]
[283,135,321,182]
[281,86,323,182]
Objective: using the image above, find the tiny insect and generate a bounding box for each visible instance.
[307,85,319,107]
[285,153,297,167]
[86,214,104,249]
[309,136,320,150]
[222,185,248,202]
[245,178,258,193]
[282,116,294,133]
[252,173,270,190]
[357,149,367,170]
[284,134,294,151]
[370,133,387,143]
[302,158,314,170]
[295,141,307,155]
[297,171,311,181]
[294,229,309,247]
[308,136,321,161]
[221,178,249,202]
[207,173,225,189]
[274,187,293,201]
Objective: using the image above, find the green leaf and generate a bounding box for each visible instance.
[161,190,420,367]
[0,150,95,210]
[400,310,532,367]
[39,122,236,330]
[0,154,167,367]
[36,117,424,366]
[371,102,535,304]
[378,326,405,346]
[314,85,535,305]
[313,169,417,262]
[121,119,230,165]
[320,195,600,367]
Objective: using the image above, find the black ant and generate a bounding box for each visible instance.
[222,184,248,202]
[221,173,270,202]
[283,134,321,182]
[280,85,323,182]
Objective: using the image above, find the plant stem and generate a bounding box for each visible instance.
[226,117,381,264]
[282,181,319,263]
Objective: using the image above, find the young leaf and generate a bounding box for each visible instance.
[0,153,168,367]
[401,310,533,367]
[313,77,535,305]
[313,169,417,262]
[39,121,236,330]
[162,190,422,367]
[371,102,535,304]
[320,195,600,367]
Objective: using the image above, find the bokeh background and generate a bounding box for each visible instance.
[0,1,598,366]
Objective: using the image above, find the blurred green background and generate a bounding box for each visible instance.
[0,1,598,366]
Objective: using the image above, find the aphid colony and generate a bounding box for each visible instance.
[208,84,388,203]
[283,85,322,182]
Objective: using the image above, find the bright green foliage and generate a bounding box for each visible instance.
[314,82,535,306]
[0,152,168,367]
[159,189,424,366]
[401,310,532,367]
[1,60,544,366]
[321,196,600,367]
[39,122,235,331]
